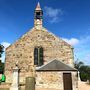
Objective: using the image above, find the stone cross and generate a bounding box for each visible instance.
[10,65,19,90]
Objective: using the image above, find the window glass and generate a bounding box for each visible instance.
[34,48,38,65]
[34,47,43,66]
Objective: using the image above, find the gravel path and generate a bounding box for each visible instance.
[78,81,90,90]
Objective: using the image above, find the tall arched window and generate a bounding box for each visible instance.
[34,47,43,66]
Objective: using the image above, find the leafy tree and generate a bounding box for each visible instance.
[0,44,4,58]
[80,72,88,81]
[79,65,88,81]
[0,44,4,74]
[74,60,84,70]
[79,65,90,83]
[74,60,90,83]
[85,66,90,84]
[0,61,4,74]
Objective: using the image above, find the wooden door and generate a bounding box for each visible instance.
[63,73,72,90]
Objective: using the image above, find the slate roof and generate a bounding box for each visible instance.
[36,60,77,71]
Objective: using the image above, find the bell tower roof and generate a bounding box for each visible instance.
[35,2,41,10]
[34,2,43,29]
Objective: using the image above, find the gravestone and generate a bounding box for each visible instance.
[25,77,35,90]
[10,65,19,90]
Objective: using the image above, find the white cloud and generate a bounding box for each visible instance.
[0,42,10,62]
[1,42,10,49]
[44,6,63,23]
[62,36,90,65]
[62,38,79,46]
[1,55,5,62]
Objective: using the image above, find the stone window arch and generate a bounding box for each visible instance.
[34,47,43,66]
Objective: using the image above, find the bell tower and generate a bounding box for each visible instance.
[34,2,43,29]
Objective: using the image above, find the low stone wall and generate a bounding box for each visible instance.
[0,88,9,90]
[0,83,10,90]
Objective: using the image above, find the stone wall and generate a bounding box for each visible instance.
[36,71,63,90]
[72,72,78,90]
[4,27,74,83]
[36,71,78,90]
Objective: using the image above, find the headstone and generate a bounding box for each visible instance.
[10,65,19,90]
[25,77,35,90]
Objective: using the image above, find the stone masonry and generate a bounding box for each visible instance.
[4,27,74,83]
[36,71,78,90]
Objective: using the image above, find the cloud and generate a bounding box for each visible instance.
[0,42,10,62]
[62,38,79,46]
[76,36,90,65]
[1,55,5,62]
[44,6,63,23]
[1,42,10,49]
[62,36,90,65]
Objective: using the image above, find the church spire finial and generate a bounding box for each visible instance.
[34,2,43,29]
[35,2,41,10]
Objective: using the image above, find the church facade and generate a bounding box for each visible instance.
[5,3,78,90]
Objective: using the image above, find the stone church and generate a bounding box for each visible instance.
[4,2,78,90]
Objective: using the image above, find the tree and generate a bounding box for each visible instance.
[79,65,90,83]
[0,44,4,74]
[74,60,90,84]
[79,65,88,81]
[74,60,84,70]
[0,62,4,74]
[0,44,4,58]
[85,66,90,84]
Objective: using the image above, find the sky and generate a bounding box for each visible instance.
[0,0,90,65]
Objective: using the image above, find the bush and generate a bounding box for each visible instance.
[74,61,90,83]
[0,62,4,74]
[80,72,87,81]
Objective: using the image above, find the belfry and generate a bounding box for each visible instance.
[34,2,43,29]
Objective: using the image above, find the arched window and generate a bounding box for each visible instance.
[34,48,38,65]
[34,47,43,66]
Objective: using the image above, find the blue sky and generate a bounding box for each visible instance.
[0,0,90,65]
